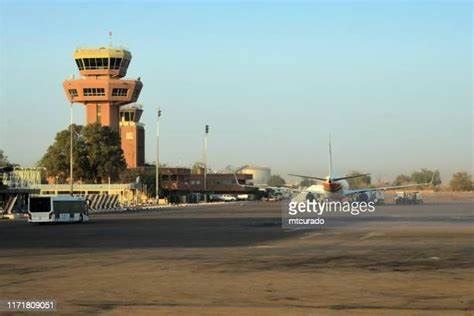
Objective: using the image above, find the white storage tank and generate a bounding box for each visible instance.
[238,165,271,186]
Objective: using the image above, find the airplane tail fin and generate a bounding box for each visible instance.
[329,134,334,179]
[290,135,371,184]
[328,135,370,182]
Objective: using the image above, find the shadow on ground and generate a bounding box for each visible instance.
[0,216,299,249]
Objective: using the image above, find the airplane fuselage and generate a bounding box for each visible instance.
[290,136,430,202]
[305,179,350,200]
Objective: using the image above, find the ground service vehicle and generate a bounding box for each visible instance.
[394,191,423,205]
[353,190,385,204]
[28,195,89,223]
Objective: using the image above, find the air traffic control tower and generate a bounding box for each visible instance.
[63,47,145,168]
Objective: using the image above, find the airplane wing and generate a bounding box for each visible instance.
[332,174,370,182]
[288,174,326,181]
[345,182,431,196]
[289,173,371,182]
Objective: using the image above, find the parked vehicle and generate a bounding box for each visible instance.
[28,195,89,223]
[394,191,423,205]
[236,194,249,201]
[373,190,385,205]
[209,194,237,202]
[354,190,385,204]
[221,194,237,202]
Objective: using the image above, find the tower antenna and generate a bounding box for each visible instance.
[108,31,112,47]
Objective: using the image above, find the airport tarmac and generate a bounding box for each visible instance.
[0,193,473,315]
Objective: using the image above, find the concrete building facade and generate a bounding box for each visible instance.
[159,167,257,202]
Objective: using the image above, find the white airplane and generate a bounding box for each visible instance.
[289,138,432,202]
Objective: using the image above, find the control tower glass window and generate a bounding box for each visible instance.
[120,111,135,122]
[68,89,78,97]
[112,88,128,96]
[95,58,109,69]
[110,58,122,70]
[83,88,105,96]
[122,59,130,69]
[132,86,141,99]
[81,58,110,70]
[89,58,97,69]
[75,59,84,70]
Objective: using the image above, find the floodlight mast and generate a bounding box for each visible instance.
[156,107,162,202]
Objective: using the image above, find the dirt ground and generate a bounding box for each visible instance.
[0,193,473,315]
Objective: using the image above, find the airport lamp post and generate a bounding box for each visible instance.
[69,99,74,195]
[203,124,209,202]
[156,108,162,203]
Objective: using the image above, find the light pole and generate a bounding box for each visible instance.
[156,108,162,203]
[203,124,209,202]
[69,100,74,195]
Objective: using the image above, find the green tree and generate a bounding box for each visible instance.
[449,172,473,191]
[39,124,126,183]
[432,170,441,186]
[82,124,126,182]
[346,171,371,189]
[121,166,156,196]
[0,149,9,167]
[300,178,316,187]
[39,125,87,183]
[411,168,441,186]
[268,175,285,187]
[393,174,411,186]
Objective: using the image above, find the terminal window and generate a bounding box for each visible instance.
[112,88,128,96]
[83,88,105,96]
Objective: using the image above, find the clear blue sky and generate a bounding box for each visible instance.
[0,1,472,183]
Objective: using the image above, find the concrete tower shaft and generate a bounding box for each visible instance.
[119,104,145,168]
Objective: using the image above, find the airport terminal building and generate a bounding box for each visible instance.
[159,167,257,203]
